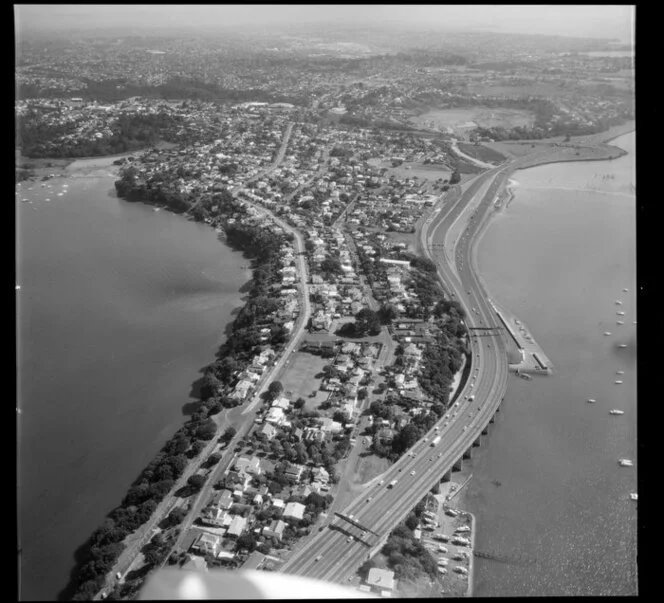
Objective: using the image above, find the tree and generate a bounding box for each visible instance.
[164,507,187,527]
[201,371,222,400]
[206,453,222,467]
[236,532,257,552]
[294,397,306,410]
[355,308,381,337]
[405,513,419,531]
[377,303,398,325]
[222,426,237,443]
[196,419,217,441]
[449,169,461,185]
[268,381,284,397]
[187,474,206,491]
[332,411,347,424]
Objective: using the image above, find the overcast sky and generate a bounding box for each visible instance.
[15,5,635,42]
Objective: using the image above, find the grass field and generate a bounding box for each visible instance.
[466,82,571,99]
[409,106,535,135]
[367,158,452,186]
[277,351,330,412]
[355,453,391,485]
[457,142,506,164]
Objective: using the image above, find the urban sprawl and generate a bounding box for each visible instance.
[16,26,634,600]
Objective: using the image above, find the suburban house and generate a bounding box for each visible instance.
[283,501,306,521]
[366,567,396,595]
[284,463,305,483]
[262,519,287,541]
[191,532,222,557]
[181,555,208,573]
[233,456,262,477]
[227,516,248,538]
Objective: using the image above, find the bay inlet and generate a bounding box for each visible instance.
[466,131,636,596]
[17,164,250,600]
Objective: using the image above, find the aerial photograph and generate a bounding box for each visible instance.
[16,4,636,600]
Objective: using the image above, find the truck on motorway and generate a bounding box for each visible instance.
[430,435,441,446]
[388,479,398,488]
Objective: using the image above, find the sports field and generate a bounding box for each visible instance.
[277,351,331,412]
[409,106,535,135]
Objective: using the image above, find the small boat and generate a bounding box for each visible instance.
[616,371,624,375]
[618,459,633,467]
[622,288,629,292]
[633,321,637,325]
[153,207,161,212]
[616,321,624,325]
[617,311,625,316]
[15,285,20,291]
[629,493,638,501]
[604,332,612,336]
[615,300,623,305]
[57,192,64,196]
[618,344,627,349]
[615,380,623,384]
[587,398,596,403]
[609,410,625,415]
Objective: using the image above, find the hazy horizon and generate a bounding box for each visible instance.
[15,4,634,43]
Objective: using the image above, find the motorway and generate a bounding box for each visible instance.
[280,164,514,584]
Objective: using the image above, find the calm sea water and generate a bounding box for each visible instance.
[17,174,249,600]
[581,50,634,58]
[468,132,636,596]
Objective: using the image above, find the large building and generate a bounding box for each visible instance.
[366,567,396,595]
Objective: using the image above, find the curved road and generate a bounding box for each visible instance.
[280,165,513,583]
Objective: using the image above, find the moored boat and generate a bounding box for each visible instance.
[609,409,625,415]
[617,311,625,316]
[587,398,596,403]
[615,380,623,384]
[604,331,612,336]
[618,459,633,467]
[629,493,638,501]
[618,344,627,349]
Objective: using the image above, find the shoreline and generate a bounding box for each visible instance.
[53,160,262,601]
[463,128,634,596]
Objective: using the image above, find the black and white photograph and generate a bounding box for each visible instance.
[16,5,636,599]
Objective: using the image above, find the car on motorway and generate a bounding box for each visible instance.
[463,426,468,431]
[410,470,416,476]
[347,536,354,543]
[366,497,372,503]
[438,452,443,458]
[315,554,323,561]
[444,422,449,427]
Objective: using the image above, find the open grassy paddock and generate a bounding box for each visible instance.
[276,351,331,412]
[409,106,536,135]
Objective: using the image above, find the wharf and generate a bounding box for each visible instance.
[489,298,553,375]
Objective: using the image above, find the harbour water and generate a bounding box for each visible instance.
[468,132,636,595]
[17,170,250,600]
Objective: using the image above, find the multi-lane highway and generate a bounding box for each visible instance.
[280,164,513,584]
